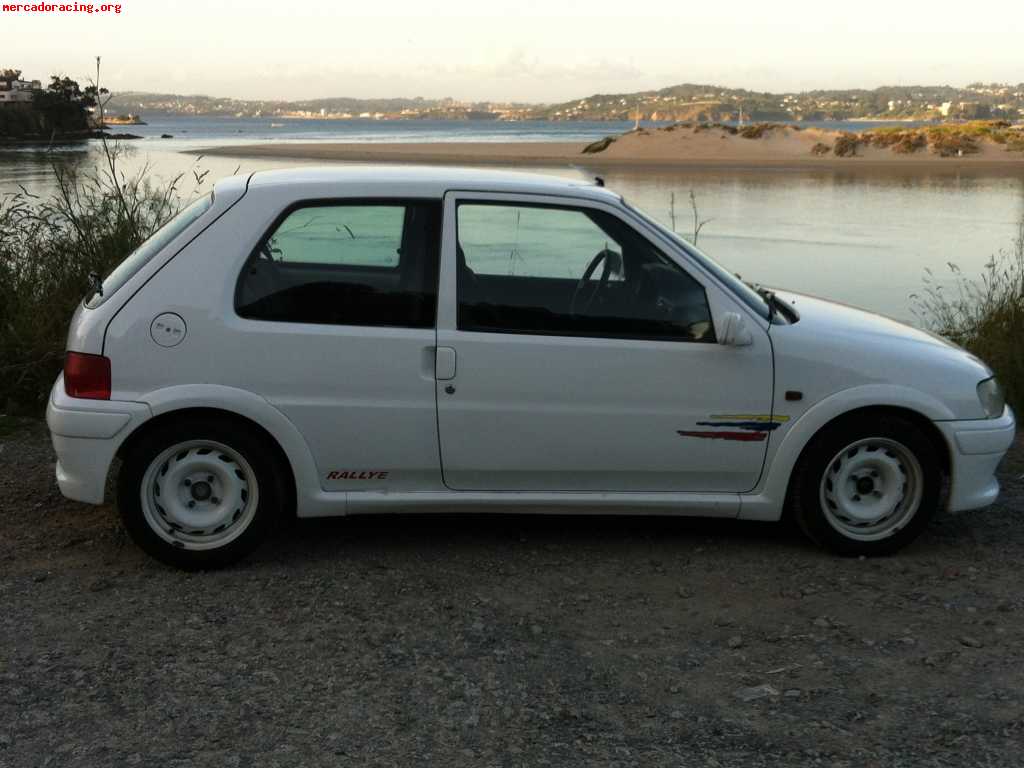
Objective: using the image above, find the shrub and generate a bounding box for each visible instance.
[926,128,979,157]
[865,129,926,154]
[891,133,928,154]
[738,123,782,139]
[0,142,203,412]
[693,123,737,135]
[582,136,616,154]
[810,142,832,156]
[833,133,862,157]
[912,215,1024,412]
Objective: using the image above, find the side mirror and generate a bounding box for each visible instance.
[719,312,753,347]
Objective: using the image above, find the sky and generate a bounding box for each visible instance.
[3,0,1023,103]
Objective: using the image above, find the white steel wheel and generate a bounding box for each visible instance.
[140,440,260,551]
[818,437,924,542]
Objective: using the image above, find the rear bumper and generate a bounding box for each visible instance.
[937,406,1016,512]
[46,375,151,504]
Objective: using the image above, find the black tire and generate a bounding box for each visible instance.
[117,416,289,570]
[789,412,943,556]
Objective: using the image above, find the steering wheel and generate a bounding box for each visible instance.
[570,248,620,316]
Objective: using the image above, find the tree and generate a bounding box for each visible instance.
[81,84,108,110]
[1,68,23,83]
[46,75,85,104]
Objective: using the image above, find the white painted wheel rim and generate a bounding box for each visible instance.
[819,437,923,542]
[140,440,259,551]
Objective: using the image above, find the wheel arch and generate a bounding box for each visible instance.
[113,385,322,517]
[741,385,955,521]
[117,406,298,516]
[782,405,951,514]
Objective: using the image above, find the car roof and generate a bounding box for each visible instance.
[239,165,621,203]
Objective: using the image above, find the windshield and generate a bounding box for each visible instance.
[622,200,771,321]
[86,193,214,307]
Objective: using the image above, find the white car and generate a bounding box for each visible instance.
[47,167,1015,569]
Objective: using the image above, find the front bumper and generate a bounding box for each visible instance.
[46,375,151,504]
[936,406,1016,512]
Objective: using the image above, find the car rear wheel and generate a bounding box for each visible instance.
[118,417,287,569]
[790,413,943,555]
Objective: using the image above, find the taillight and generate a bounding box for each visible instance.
[64,352,111,400]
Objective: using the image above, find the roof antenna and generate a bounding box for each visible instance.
[594,176,605,187]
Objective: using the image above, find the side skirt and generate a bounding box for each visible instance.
[297,491,744,519]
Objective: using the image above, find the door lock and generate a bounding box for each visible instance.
[444,384,456,395]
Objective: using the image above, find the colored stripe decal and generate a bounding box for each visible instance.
[677,430,767,442]
[709,414,789,423]
[696,421,783,432]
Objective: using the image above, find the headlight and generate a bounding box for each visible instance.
[977,377,1005,418]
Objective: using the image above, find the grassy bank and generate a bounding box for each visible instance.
[914,215,1024,411]
[0,143,199,412]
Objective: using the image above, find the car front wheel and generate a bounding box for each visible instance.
[118,417,287,569]
[790,413,943,555]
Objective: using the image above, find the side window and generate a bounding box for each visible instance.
[459,205,623,281]
[268,206,403,267]
[236,201,441,328]
[456,203,714,342]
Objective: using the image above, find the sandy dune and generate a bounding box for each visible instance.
[195,124,1024,173]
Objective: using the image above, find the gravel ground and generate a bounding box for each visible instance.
[2,421,1024,767]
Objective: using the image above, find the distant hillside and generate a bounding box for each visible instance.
[532,82,1024,122]
[104,82,1024,123]
[105,92,520,120]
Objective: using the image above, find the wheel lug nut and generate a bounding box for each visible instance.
[207,475,214,483]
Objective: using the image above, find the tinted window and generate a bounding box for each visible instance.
[87,193,213,308]
[268,205,403,267]
[457,203,714,342]
[236,201,440,328]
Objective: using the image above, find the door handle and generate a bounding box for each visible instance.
[435,346,457,381]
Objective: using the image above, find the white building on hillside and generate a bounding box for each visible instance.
[0,77,41,104]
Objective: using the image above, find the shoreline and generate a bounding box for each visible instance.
[192,137,1024,175]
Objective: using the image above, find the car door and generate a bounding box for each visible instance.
[229,198,444,492]
[434,191,774,493]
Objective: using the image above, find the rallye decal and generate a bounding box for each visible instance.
[326,470,389,480]
[677,414,788,442]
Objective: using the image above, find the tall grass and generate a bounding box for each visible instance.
[0,142,204,412]
[913,215,1024,411]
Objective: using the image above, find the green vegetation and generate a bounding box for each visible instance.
[813,122,1024,158]
[0,143,201,412]
[738,123,792,139]
[0,70,106,140]
[913,216,1024,411]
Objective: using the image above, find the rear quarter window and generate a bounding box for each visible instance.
[85,193,214,308]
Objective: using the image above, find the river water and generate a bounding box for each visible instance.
[2,116,1022,322]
